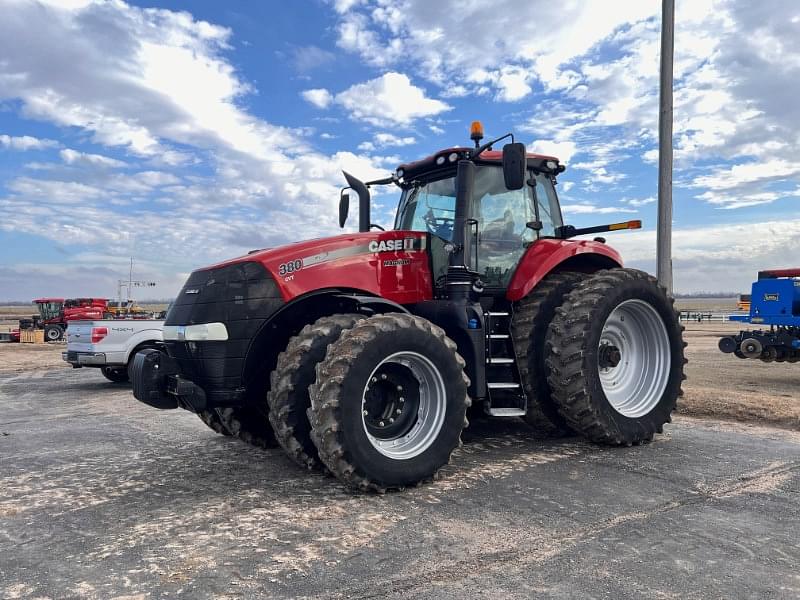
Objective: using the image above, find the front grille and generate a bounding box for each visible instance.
[164,261,283,398]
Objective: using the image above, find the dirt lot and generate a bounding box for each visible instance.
[0,324,798,599]
[680,322,800,430]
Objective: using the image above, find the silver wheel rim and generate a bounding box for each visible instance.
[598,299,671,418]
[361,351,447,460]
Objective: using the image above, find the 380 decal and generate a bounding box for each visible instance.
[278,259,303,276]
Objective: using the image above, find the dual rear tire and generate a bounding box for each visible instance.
[541,269,686,445]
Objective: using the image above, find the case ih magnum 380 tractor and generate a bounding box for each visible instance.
[132,123,686,492]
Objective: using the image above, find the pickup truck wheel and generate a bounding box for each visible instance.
[197,410,233,436]
[217,406,278,449]
[101,366,129,383]
[268,313,365,470]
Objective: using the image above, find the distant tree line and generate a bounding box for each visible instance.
[672,292,738,299]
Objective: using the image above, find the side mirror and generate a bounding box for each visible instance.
[502,142,527,190]
[338,190,349,228]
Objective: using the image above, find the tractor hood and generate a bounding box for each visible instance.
[200,230,434,305]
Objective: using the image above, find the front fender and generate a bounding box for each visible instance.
[506,238,622,301]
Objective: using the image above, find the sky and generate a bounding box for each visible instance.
[1,0,800,301]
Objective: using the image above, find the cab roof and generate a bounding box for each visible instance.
[395,146,563,183]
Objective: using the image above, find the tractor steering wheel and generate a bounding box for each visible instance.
[424,213,454,240]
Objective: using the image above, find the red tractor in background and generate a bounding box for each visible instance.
[132,122,686,492]
[19,297,108,341]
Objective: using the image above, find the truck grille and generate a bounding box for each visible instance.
[164,261,283,400]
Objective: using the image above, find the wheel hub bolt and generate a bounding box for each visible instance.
[389,418,395,424]
[381,374,387,380]
[399,397,405,403]
[379,421,385,427]
[396,385,403,391]
[371,377,377,383]
[363,410,368,416]
[396,409,402,415]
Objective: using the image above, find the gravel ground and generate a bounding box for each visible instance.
[0,324,798,599]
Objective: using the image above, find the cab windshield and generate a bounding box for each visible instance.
[37,302,62,320]
[395,165,564,287]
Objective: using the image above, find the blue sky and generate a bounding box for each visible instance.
[1,0,800,300]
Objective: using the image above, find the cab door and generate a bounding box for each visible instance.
[474,167,563,289]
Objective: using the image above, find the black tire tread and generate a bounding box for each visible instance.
[268,313,364,470]
[217,406,278,449]
[101,366,129,383]
[545,268,686,445]
[197,410,233,436]
[308,313,471,493]
[511,271,584,434]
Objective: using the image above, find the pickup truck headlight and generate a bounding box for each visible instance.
[162,323,229,341]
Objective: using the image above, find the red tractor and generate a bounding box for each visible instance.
[20,297,108,341]
[132,123,686,491]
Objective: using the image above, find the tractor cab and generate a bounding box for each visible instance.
[393,145,564,289]
[340,121,638,294]
[33,298,65,324]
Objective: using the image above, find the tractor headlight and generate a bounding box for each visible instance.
[436,155,446,165]
[448,152,458,162]
[163,323,229,342]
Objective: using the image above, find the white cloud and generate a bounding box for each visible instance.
[0,134,59,150]
[60,148,126,168]
[334,72,451,126]
[0,0,402,292]
[561,203,637,215]
[358,133,416,152]
[330,0,660,100]
[0,0,299,160]
[530,140,578,163]
[625,196,656,207]
[692,159,800,192]
[604,218,800,292]
[301,88,334,109]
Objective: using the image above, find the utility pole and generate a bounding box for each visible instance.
[657,0,674,293]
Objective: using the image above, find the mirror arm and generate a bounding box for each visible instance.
[471,132,514,159]
[365,175,398,186]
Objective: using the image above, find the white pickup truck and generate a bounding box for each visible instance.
[63,319,164,382]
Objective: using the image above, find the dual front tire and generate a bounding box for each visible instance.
[307,314,470,492]
[216,312,470,492]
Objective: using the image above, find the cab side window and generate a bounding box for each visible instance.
[532,173,563,238]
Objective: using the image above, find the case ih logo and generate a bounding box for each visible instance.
[369,238,423,253]
[763,293,780,301]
